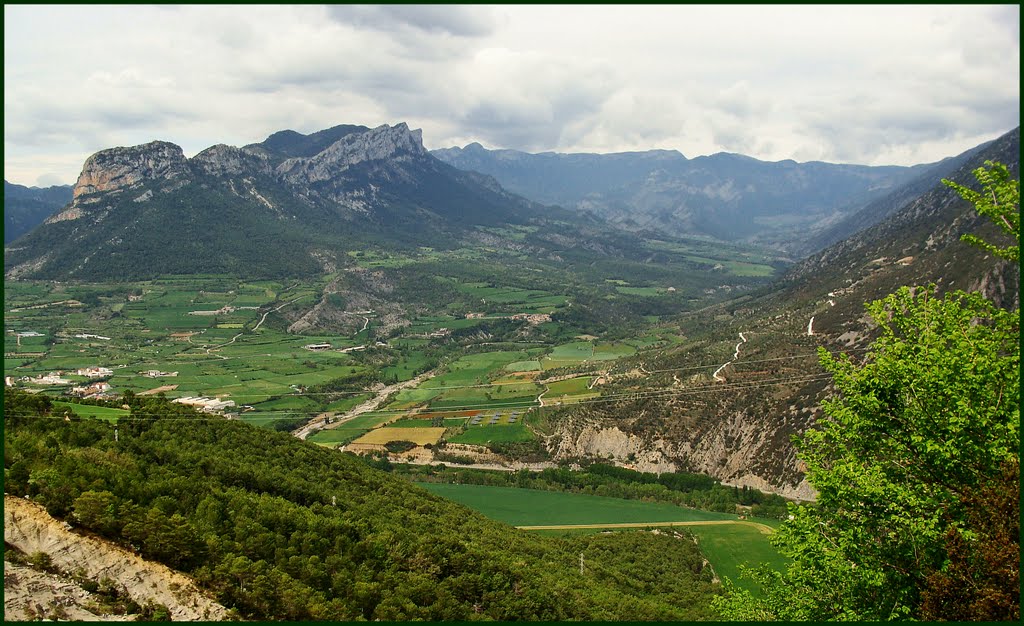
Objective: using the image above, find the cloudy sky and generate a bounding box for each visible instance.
[4,4,1019,187]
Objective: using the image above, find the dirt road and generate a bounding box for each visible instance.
[292,368,441,440]
[514,519,775,534]
[713,331,748,381]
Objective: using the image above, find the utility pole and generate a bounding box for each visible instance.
[114,428,118,442]
[579,552,584,575]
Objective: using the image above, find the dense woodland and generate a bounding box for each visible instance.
[3,388,723,621]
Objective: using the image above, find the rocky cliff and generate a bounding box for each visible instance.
[71,141,190,199]
[191,144,272,177]
[277,122,428,184]
[4,495,228,621]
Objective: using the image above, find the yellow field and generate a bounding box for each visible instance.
[351,427,446,446]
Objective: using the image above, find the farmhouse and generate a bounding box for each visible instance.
[172,396,236,413]
[70,381,112,397]
[511,313,552,325]
[77,366,113,378]
[30,372,71,385]
[143,369,178,378]
[304,343,333,351]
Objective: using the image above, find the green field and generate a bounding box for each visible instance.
[616,286,665,297]
[418,483,737,526]
[684,522,788,590]
[446,423,534,445]
[417,482,783,594]
[51,401,129,422]
[306,411,396,446]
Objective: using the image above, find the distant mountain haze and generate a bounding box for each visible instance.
[432,143,943,252]
[4,120,1013,284]
[3,180,73,243]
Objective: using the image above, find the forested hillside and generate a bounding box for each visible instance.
[713,160,1019,621]
[3,180,72,243]
[3,388,722,621]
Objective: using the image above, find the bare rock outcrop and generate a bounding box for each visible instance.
[277,122,428,184]
[71,141,190,199]
[191,144,272,177]
[4,495,228,621]
[4,560,136,621]
[549,416,816,501]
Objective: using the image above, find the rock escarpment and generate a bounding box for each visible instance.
[45,123,431,224]
[4,495,228,621]
[191,144,272,177]
[549,415,817,501]
[277,122,429,184]
[71,141,190,199]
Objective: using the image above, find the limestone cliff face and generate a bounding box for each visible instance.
[45,141,193,224]
[277,122,428,184]
[549,414,817,501]
[191,144,272,177]
[48,123,431,224]
[71,141,190,199]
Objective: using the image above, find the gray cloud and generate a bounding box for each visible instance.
[2,5,1018,186]
[325,4,497,38]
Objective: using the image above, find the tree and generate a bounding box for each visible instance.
[943,160,1019,262]
[714,161,1020,620]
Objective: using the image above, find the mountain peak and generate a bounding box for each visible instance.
[72,140,189,200]
[191,144,272,177]
[276,122,428,183]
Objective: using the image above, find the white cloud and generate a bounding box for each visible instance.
[3,4,1018,185]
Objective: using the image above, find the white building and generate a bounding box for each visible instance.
[172,396,236,414]
[77,366,114,378]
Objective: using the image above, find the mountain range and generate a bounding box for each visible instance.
[4,123,589,280]
[3,180,73,243]
[431,142,968,251]
[546,126,1019,498]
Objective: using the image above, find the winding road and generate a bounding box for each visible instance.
[713,332,747,381]
[205,297,299,358]
[292,367,441,440]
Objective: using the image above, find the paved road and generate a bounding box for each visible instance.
[515,519,775,534]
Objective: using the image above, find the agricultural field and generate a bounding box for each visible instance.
[446,422,534,445]
[5,252,718,444]
[351,427,446,446]
[51,401,129,422]
[417,483,738,526]
[682,521,788,593]
[416,482,783,594]
[306,412,396,446]
[543,377,599,405]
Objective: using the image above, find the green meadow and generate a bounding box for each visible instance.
[417,482,784,595]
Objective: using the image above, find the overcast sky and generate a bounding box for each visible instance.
[4,4,1020,187]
